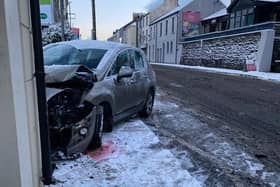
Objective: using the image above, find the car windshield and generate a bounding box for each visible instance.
[43,44,107,70]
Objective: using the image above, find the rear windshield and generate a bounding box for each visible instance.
[43,44,107,70]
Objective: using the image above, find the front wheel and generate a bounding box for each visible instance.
[139,91,154,118]
[89,106,104,150]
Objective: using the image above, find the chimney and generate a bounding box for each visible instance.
[164,0,178,8]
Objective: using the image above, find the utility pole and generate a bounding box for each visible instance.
[60,0,65,41]
[91,0,97,40]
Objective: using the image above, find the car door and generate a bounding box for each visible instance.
[129,49,148,107]
[108,50,135,115]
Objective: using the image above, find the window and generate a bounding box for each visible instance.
[153,45,155,60]
[230,8,254,29]
[160,22,163,36]
[172,17,175,33]
[235,10,241,28]
[150,27,153,40]
[110,51,130,75]
[230,13,235,29]
[133,51,145,70]
[241,9,247,26]
[166,20,168,35]
[162,43,165,63]
[44,45,107,70]
[247,8,254,25]
[170,41,173,53]
[167,42,169,54]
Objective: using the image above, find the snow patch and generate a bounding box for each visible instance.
[50,120,202,187]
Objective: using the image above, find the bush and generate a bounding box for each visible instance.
[42,23,75,46]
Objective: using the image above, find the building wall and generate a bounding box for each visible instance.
[180,30,275,72]
[152,14,178,64]
[0,0,42,186]
[125,25,137,47]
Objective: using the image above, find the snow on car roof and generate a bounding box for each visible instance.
[47,40,131,50]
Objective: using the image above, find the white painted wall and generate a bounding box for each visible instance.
[151,13,178,64]
[257,30,275,72]
[0,0,42,186]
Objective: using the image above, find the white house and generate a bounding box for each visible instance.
[149,0,229,64]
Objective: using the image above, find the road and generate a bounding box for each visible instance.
[146,64,280,186]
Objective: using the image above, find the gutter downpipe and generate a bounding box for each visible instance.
[29,0,53,185]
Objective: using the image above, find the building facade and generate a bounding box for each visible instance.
[149,0,228,64]
[136,13,150,56]
[108,20,137,47]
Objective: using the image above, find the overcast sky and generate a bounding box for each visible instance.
[71,0,191,40]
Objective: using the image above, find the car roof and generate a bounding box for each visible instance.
[46,40,132,51]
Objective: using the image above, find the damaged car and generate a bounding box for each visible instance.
[44,40,156,157]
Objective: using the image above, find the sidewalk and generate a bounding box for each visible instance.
[151,63,280,83]
[50,120,201,187]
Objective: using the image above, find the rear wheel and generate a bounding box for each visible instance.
[89,106,104,150]
[139,90,154,118]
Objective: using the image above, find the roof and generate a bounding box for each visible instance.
[46,40,130,50]
[202,8,228,21]
[150,1,193,25]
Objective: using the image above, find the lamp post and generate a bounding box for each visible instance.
[91,0,96,40]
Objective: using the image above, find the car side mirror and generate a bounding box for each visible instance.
[117,66,133,81]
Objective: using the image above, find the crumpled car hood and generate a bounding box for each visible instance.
[44,65,93,84]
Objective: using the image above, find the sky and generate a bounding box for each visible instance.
[71,0,191,40]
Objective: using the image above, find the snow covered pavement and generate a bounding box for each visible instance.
[50,120,202,187]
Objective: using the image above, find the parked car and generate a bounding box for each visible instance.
[44,40,156,156]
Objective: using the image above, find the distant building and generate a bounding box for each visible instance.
[108,20,137,47]
[136,13,150,55]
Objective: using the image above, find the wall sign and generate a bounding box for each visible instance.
[40,0,53,25]
[182,11,201,37]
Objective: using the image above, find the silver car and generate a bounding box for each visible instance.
[44,40,156,156]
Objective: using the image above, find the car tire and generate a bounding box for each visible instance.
[102,104,113,132]
[89,106,104,150]
[139,90,154,118]
[103,116,113,132]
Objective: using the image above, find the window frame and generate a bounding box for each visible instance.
[107,49,132,77]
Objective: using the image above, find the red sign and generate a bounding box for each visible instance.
[71,27,80,39]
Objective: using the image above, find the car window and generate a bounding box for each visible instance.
[110,50,130,75]
[133,51,145,70]
[44,44,107,70]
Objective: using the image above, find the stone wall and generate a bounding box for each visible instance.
[180,32,261,71]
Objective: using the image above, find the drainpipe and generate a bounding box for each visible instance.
[29,0,53,185]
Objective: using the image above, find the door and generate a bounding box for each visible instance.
[129,50,148,107]
[109,50,136,114]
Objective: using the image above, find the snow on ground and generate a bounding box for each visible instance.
[152,90,280,186]
[50,120,202,187]
[152,63,280,83]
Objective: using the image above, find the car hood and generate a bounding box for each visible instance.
[44,65,94,84]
